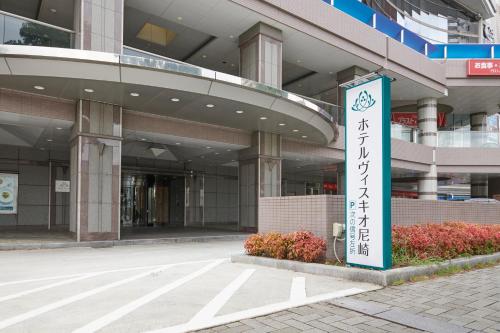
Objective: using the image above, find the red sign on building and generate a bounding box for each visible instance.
[391,112,446,128]
[467,60,500,76]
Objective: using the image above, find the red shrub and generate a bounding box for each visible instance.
[393,222,500,261]
[244,231,326,263]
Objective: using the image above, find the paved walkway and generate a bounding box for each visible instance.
[202,265,500,333]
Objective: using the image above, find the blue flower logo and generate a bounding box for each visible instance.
[352,90,376,112]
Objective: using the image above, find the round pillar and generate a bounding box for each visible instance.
[417,98,438,200]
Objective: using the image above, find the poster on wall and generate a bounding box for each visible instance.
[345,76,392,270]
[0,173,18,214]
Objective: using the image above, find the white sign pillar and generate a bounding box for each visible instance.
[345,76,392,270]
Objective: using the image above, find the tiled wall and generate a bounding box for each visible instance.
[0,145,69,228]
[259,195,500,259]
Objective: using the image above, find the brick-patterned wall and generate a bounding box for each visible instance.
[259,195,500,259]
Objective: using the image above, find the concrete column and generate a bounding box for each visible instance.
[74,0,123,53]
[70,100,122,241]
[239,132,282,232]
[417,98,438,200]
[239,22,283,89]
[336,66,369,124]
[470,112,489,198]
[336,163,345,195]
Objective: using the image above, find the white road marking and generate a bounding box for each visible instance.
[289,277,306,302]
[72,259,227,333]
[0,259,224,331]
[0,259,226,287]
[188,269,255,324]
[0,273,101,303]
[147,287,368,333]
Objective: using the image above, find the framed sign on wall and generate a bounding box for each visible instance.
[344,76,392,270]
[0,173,18,214]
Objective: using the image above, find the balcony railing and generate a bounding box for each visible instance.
[323,0,500,59]
[123,45,339,124]
[391,123,420,143]
[438,131,500,148]
[0,10,74,48]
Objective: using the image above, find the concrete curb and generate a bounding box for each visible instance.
[231,252,500,286]
[0,234,248,251]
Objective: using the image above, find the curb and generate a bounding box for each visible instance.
[231,252,500,286]
[0,234,248,251]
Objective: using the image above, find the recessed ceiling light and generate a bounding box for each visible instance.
[329,71,334,75]
[297,84,302,87]
[229,35,234,39]
[177,16,183,20]
[226,149,232,152]
[175,142,181,145]
[215,152,220,155]
[235,110,244,114]
[56,127,63,130]
[50,8,57,13]
[170,97,180,102]
[206,104,215,108]
[202,54,207,58]
[140,138,147,141]
[206,146,212,149]
[84,88,94,93]
[47,139,53,142]
[279,123,286,126]
[302,135,308,138]
[231,63,236,67]
[187,159,192,162]
[293,129,299,132]
[259,116,267,120]
[130,92,140,97]
[296,59,302,63]
[40,147,45,151]
[34,85,45,90]
[231,159,236,162]
[200,156,205,159]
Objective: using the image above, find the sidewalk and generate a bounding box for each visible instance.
[200,265,499,333]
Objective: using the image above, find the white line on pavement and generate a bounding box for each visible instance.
[188,269,255,324]
[147,287,368,333]
[72,259,227,333]
[0,259,226,287]
[0,259,224,331]
[289,277,306,302]
[0,273,102,303]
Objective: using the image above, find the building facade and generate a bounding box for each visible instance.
[0,0,499,242]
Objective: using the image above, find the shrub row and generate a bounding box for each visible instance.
[393,222,500,262]
[244,231,326,263]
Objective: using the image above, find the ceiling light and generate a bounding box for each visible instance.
[231,63,236,67]
[175,142,181,145]
[226,149,232,152]
[329,71,334,75]
[40,147,45,151]
[297,84,302,87]
[170,97,180,102]
[235,110,244,114]
[206,146,212,149]
[56,127,63,130]
[229,35,234,39]
[279,123,286,126]
[259,116,267,120]
[84,88,94,93]
[130,92,140,97]
[202,54,207,58]
[140,138,147,141]
[177,16,183,20]
[206,104,215,108]
[231,159,236,162]
[187,159,192,162]
[34,85,45,90]
[200,156,205,159]
[302,135,308,138]
[293,129,299,132]
[296,59,302,63]
[50,8,57,13]
[215,152,220,155]
[47,139,53,142]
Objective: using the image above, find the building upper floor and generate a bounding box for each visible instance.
[0,0,499,155]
